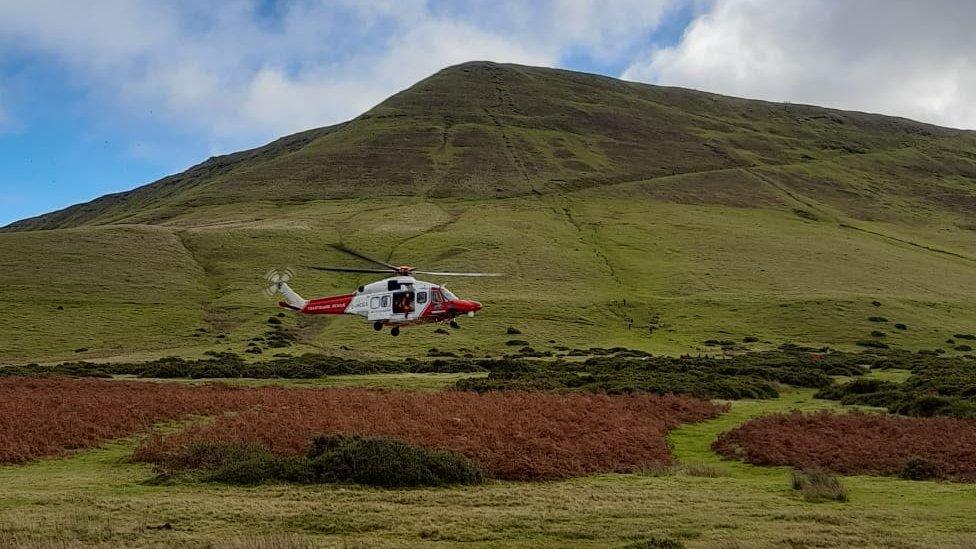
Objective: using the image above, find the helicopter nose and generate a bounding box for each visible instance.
[451,299,482,314]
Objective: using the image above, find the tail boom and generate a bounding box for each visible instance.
[301,293,354,314]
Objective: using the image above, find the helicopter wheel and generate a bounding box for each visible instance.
[390,326,400,337]
[373,321,383,331]
[449,320,460,330]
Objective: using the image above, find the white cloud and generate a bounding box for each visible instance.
[623,0,976,130]
[0,0,680,152]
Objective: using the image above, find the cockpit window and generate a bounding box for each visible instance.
[431,289,443,303]
[441,288,457,301]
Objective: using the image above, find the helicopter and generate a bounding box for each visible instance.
[265,245,500,336]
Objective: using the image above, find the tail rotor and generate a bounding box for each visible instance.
[264,268,294,298]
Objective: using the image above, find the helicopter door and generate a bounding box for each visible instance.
[392,291,415,315]
[366,293,392,321]
[430,288,445,313]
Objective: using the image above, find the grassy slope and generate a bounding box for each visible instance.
[1,375,974,548]
[2,193,974,363]
[1,62,975,363]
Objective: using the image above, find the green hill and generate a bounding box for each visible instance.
[2,61,975,363]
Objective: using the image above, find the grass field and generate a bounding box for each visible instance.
[1,376,974,548]
[2,61,975,549]
[2,193,975,364]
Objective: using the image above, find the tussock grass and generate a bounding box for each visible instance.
[791,469,848,503]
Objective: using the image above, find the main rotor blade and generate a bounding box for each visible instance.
[307,265,396,274]
[329,244,398,270]
[413,271,503,277]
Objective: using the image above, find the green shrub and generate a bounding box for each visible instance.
[506,327,522,335]
[307,434,483,487]
[900,457,941,481]
[743,336,759,343]
[205,455,284,485]
[894,323,908,330]
[505,339,529,346]
[955,345,973,352]
[156,437,483,488]
[953,334,976,340]
[160,441,270,472]
[870,330,886,338]
[868,316,888,323]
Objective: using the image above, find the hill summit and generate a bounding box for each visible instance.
[7,61,975,231]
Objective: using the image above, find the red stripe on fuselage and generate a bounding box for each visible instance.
[302,294,354,314]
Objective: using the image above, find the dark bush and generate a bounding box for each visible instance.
[506,327,522,335]
[156,441,272,472]
[4,353,487,380]
[856,340,889,349]
[159,436,483,488]
[954,334,976,340]
[894,323,908,330]
[743,336,759,343]
[870,330,886,338]
[955,345,973,352]
[900,457,942,481]
[868,316,888,323]
[205,454,285,485]
[816,353,976,418]
[456,351,865,400]
[307,434,483,487]
[267,317,282,325]
[505,339,529,346]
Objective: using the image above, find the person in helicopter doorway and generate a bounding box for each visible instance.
[394,292,414,316]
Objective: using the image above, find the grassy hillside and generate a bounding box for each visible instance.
[1,62,975,363]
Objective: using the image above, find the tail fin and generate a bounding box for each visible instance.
[275,282,308,311]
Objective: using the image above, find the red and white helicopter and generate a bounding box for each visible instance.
[266,245,500,336]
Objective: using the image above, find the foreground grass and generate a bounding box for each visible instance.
[1,381,974,548]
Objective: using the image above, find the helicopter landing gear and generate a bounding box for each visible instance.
[373,321,383,331]
[449,320,461,330]
[390,326,400,337]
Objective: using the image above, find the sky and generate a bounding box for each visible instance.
[1,0,974,226]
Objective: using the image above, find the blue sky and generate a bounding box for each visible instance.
[1,0,974,227]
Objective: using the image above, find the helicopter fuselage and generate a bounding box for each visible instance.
[281,276,483,329]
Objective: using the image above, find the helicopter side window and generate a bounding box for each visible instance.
[380,295,390,308]
[416,291,428,305]
[370,296,380,309]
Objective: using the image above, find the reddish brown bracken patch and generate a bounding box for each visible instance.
[713,411,976,482]
[0,377,726,479]
[0,377,255,463]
